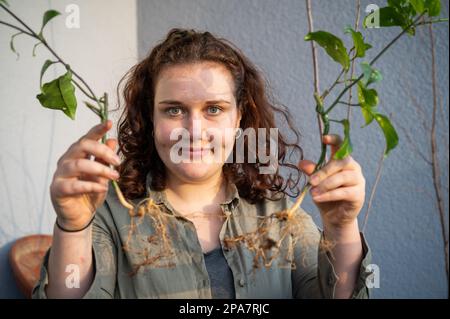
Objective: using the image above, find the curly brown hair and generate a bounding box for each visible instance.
[115,28,305,204]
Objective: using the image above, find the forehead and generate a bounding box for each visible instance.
[155,62,235,103]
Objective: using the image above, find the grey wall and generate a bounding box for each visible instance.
[137,0,448,298]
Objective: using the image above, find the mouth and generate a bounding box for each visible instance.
[187,147,212,154]
[176,146,213,156]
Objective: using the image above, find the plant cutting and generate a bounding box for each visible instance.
[1,0,447,272]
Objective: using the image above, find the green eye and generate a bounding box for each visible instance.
[207,105,221,115]
[166,107,183,116]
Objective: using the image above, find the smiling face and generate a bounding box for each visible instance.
[153,61,241,184]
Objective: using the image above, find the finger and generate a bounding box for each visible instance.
[312,185,362,203]
[310,170,362,195]
[53,179,108,197]
[59,159,120,181]
[309,156,360,186]
[298,159,316,176]
[84,138,119,186]
[322,134,343,158]
[65,138,121,167]
[105,138,118,152]
[91,138,119,165]
[84,120,113,141]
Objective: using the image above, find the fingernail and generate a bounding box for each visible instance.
[113,155,121,165]
[111,170,120,179]
[310,175,319,185]
[311,188,321,196]
[313,195,323,201]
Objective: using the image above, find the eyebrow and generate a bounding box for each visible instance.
[158,99,231,105]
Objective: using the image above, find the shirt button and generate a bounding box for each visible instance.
[239,279,246,287]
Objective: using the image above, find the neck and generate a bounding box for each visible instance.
[165,171,228,208]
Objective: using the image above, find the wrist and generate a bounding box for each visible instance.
[55,215,95,232]
[323,219,360,243]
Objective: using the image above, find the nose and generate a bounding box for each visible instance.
[185,112,208,145]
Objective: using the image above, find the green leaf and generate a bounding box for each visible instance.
[360,106,376,126]
[357,81,379,107]
[333,119,353,160]
[407,0,425,13]
[360,62,383,86]
[10,32,23,60]
[373,113,399,157]
[425,0,441,16]
[39,10,61,35]
[389,0,418,17]
[304,31,350,70]
[32,42,43,57]
[0,0,9,6]
[364,6,416,35]
[36,71,77,120]
[364,7,406,27]
[39,60,58,87]
[357,81,379,126]
[344,26,372,58]
[405,0,441,16]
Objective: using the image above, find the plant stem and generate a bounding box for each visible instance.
[324,12,426,116]
[347,0,361,121]
[40,38,99,103]
[305,0,326,163]
[321,68,346,100]
[313,93,330,172]
[428,22,449,289]
[0,3,98,104]
[83,102,101,117]
[416,18,449,26]
[287,93,329,217]
[0,20,32,36]
[99,93,134,210]
[369,13,426,67]
[338,101,361,107]
[1,3,134,211]
[289,12,428,214]
[0,3,35,35]
[71,79,97,103]
[362,146,385,232]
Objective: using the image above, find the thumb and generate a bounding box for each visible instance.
[298,159,316,176]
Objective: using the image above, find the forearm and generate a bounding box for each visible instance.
[46,223,94,298]
[323,219,363,299]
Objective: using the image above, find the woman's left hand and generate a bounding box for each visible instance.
[298,134,366,229]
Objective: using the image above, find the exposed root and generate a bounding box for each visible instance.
[121,198,176,275]
[111,180,134,210]
[117,183,333,274]
[223,185,334,270]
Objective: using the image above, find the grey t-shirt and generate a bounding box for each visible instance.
[203,247,235,299]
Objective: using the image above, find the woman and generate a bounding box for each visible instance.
[33,28,371,299]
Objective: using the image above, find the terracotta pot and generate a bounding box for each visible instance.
[9,234,53,298]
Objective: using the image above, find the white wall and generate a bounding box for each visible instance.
[0,0,137,297]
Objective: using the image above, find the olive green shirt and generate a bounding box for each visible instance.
[33,173,372,299]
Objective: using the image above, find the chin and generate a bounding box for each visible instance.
[173,162,220,181]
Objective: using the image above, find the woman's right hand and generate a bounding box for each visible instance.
[50,120,121,231]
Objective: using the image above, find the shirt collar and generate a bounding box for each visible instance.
[145,171,240,215]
